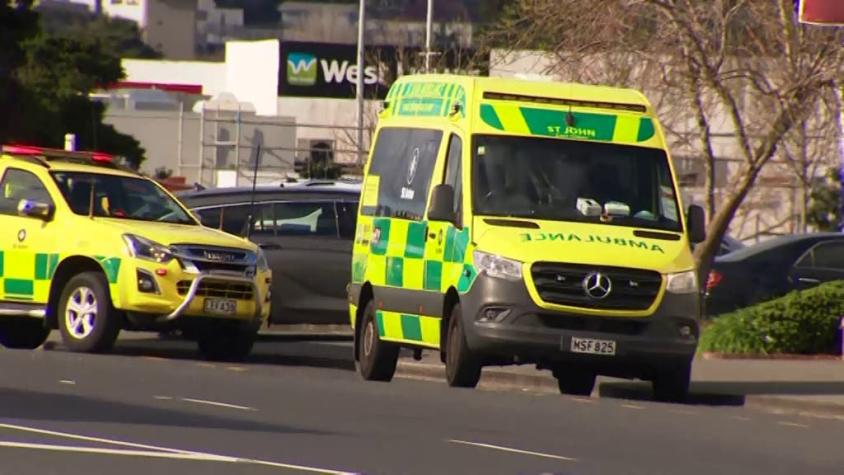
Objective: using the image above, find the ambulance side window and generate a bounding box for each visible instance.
[364,127,442,221]
[443,134,463,227]
[0,168,53,216]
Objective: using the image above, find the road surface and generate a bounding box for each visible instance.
[0,335,841,474]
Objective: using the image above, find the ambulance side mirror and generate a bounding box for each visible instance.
[687,204,706,244]
[428,184,457,225]
[17,199,53,221]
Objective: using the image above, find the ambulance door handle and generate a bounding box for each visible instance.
[259,243,282,251]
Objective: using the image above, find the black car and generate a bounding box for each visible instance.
[705,232,844,316]
[178,180,360,325]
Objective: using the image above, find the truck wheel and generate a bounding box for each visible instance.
[58,272,120,353]
[196,323,257,361]
[652,362,691,403]
[445,304,481,388]
[0,318,50,349]
[357,300,398,381]
[553,367,596,396]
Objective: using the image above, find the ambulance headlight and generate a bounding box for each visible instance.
[666,270,698,294]
[123,234,174,264]
[473,250,522,281]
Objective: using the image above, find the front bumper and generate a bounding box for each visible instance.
[114,261,271,324]
[461,273,700,378]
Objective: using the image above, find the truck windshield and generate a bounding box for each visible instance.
[472,135,682,232]
[52,172,196,225]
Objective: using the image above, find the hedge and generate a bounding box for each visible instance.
[699,280,844,355]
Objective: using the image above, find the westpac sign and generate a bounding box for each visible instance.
[279,42,392,99]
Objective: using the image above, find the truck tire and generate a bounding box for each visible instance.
[652,362,692,403]
[58,272,121,353]
[357,300,398,381]
[196,323,257,361]
[445,304,482,388]
[553,366,596,396]
[0,318,50,349]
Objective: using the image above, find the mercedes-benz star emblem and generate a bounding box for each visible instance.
[582,272,612,300]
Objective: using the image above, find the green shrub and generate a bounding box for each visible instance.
[700,281,844,354]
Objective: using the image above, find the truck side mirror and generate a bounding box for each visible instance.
[428,184,457,225]
[687,205,706,244]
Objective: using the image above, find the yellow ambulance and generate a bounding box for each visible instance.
[0,145,271,359]
[348,75,706,401]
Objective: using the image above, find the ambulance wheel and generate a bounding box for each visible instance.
[553,366,596,396]
[652,362,691,403]
[196,323,257,361]
[357,300,398,382]
[58,272,120,353]
[445,304,481,388]
[0,318,50,349]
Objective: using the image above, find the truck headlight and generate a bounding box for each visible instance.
[666,270,698,294]
[473,250,522,281]
[256,247,269,271]
[123,234,174,264]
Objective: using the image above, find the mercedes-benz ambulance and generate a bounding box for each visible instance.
[348,75,706,401]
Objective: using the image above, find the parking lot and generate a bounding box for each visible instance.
[1,332,843,475]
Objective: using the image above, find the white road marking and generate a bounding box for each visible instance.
[226,366,247,372]
[669,408,697,415]
[58,380,76,385]
[181,398,256,411]
[621,404,645,410]
[0,423,351,474]
[448,439,577,462]
[153,395,173,401]
[570,397,594,404]
[731,416,751,421]
[778,421,809,429]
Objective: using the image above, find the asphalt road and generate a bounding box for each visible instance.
[0,334,842,475]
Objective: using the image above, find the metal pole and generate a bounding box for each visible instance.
[198,107,205,186]
[355,0,366,166]
[425,0,433,73]
[177,101,184,176]
[235,103,241,186]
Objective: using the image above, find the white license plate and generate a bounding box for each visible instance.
[203,298,237,316]
[570,337,616,355]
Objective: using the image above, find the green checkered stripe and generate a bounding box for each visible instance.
[352,217,477,294]
[0,252,121,302]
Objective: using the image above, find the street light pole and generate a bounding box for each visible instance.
[425,0,433,73]
[355,0,366,166]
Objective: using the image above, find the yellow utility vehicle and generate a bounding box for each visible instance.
[0,145,271,359]
[348,75,706,401]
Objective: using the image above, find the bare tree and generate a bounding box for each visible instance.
[483,0,844,276]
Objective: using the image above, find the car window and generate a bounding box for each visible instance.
[0,168,53,215]
[195,207,222,229]
[272,202,337,237]
[219,205,252,236]
[336,200,358,240]
[806,241,844,270]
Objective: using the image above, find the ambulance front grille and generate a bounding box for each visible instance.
[531,263,662,311]
[177,280,254,300]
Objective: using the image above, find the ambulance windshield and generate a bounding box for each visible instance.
[472,135,682,232]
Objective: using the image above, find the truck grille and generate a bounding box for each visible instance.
[171,245,256,274]
[177,280,254,300]
[531,262,662,310]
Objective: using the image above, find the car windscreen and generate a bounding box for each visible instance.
[51,172,196,225]
[472,134,682,232]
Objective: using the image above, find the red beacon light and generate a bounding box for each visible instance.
[2,144,115,163]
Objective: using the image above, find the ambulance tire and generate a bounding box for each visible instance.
[652,362,691,403]
[196,324,257,362]
[0,319,50,349]
[58,272,121,353]
[553,367,596,396]
[445,304,482,388]
[357,300,398,382]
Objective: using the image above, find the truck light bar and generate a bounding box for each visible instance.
[482,92,647,113]
[2,144,114,163]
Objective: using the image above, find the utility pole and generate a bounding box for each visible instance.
[425,0,433,73]
[355,0,366,166]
